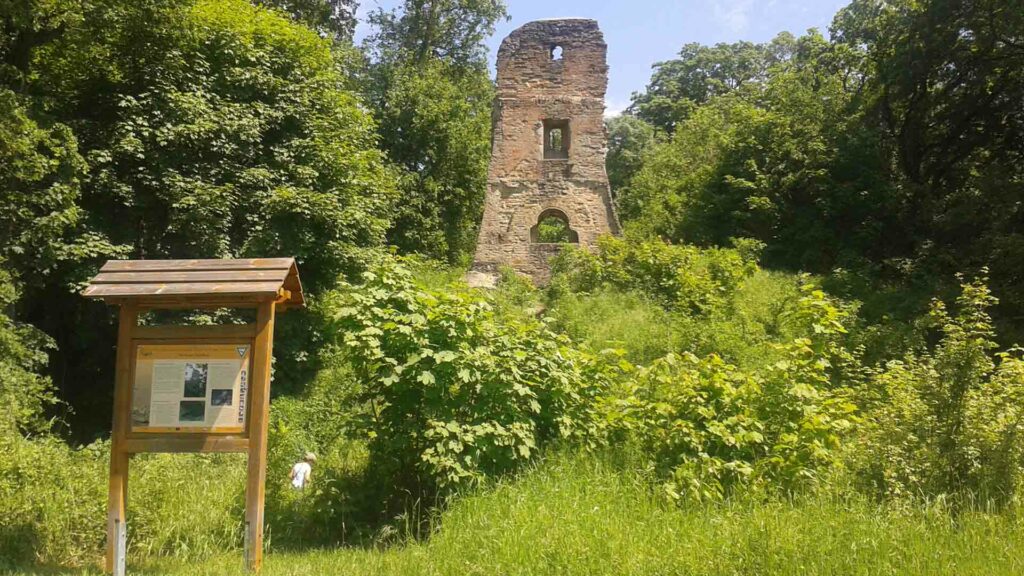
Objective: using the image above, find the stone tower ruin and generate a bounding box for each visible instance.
[471,18,620,284]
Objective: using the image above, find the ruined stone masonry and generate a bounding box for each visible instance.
[470,18,620,284]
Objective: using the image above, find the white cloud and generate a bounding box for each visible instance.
[604,99,627,119]
[711,0,755,35]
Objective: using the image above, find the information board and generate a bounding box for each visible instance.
[131,343,250,433]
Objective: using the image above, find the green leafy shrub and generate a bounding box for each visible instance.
[549,235,758,315]
[672,269,809,370]
[0,268,59,436]
[324,257,614,498]
[0,90,99,287]
[546,234,834,373]
[609,283,859,502]
[547,288,682,365]
[852,273,1024,504]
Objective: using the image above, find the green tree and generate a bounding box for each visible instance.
[620,30,897,273]
[833,0,1024,335]
[255,0,359,40]
[34,0,395,291]
[605,114,656,196]
[362,0,506,263]
[1,2,115,289]
[363,0,505,69]
[9,0,396,435]
[0,267,60,437]
[0,90,109,287]
[629,34,798,133]
[0,0,81,90]
[368,59,493,262]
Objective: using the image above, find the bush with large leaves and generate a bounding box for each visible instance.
[613,284,860,502]
[324,257,612,499]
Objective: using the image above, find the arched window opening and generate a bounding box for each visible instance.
[530,209,579,244]
[543,119,570,159]
[551,45,564,61]
[549,128,563,151]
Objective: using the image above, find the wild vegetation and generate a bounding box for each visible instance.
[2,0,1023,573]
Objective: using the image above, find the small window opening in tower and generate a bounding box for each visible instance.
[551,45,564,60]
[531,209,579,244]
[543,119,570,159]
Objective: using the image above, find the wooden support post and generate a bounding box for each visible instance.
[245,300,275,571]
[106,304,137,575]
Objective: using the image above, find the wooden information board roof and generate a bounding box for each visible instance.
[82,258,304,309]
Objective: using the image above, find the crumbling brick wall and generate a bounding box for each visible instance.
[471,18,620,284]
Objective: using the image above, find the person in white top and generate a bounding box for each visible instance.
[289,452,316,489]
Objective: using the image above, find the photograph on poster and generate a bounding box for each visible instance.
[183,362,209,398]
[211,389,233,406]
[178,400,206,422]
[132,403,149,426]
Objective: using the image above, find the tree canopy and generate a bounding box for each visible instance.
[619,0,1024,339]
[362,0,506,263]
[2,0,398,435]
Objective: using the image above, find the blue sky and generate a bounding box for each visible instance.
[355,0,852,116]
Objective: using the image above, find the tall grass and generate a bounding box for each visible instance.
[0,436,248,569]
[18,451,1019,576]
[547,288,681,364]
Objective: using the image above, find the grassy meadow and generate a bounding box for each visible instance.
[6,453,1023,575]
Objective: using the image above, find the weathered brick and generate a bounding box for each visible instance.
[471,19,620,284]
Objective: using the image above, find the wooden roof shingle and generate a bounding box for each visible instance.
[82,258,304,309]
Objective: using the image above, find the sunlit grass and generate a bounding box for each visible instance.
[12,452,1022,575]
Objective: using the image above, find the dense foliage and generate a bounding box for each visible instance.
[2,0,398,432]
[549,237,861,501]
[3,0,1024,570]
[550,234,760,314]
[0,270,59,437]
[854,273,1024,503]
[0,90,94,287]
[325,258,610,497]
[604,114,657,194]
[616,0,1024,341]
[36,0,395,292]
[362,0,505,263]
[256,0,359,39]
[618,30,896,273]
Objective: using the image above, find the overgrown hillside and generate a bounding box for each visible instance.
[5,242,1024,570]
[613,0,1024,342]
[2,0,1023,573]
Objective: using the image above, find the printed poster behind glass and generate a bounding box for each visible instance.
[131,343,251,433]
